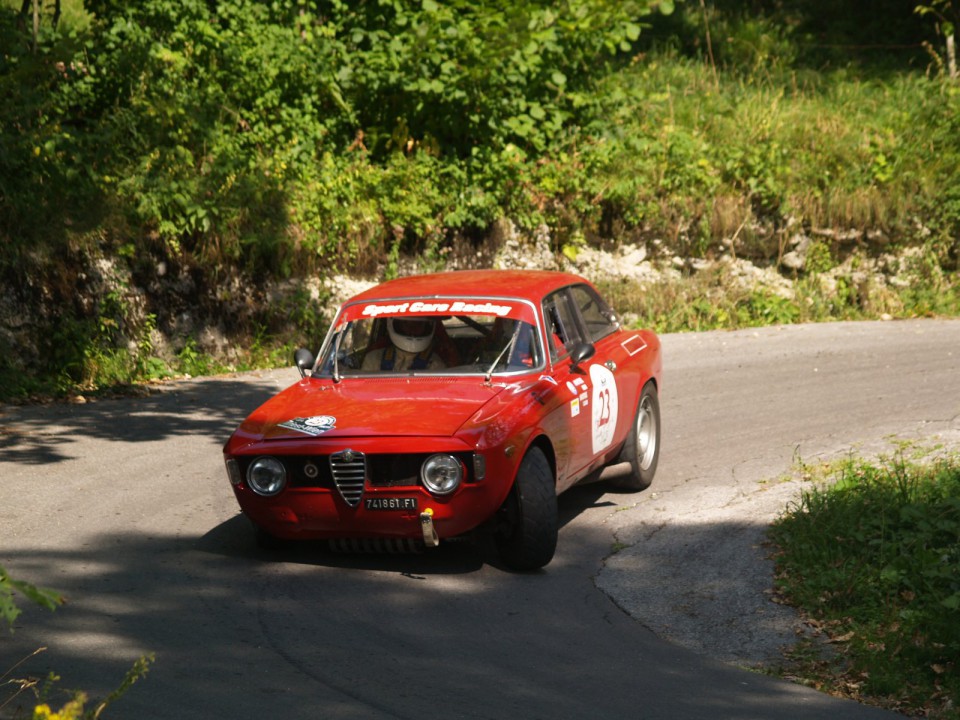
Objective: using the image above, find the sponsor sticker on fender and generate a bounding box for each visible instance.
[566,377,589,404]
[278,415,337,437]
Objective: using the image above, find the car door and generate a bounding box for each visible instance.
[541,286,626,489]
[567,284,640,461]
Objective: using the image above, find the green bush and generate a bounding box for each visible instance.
[1,0,959,400]
[769,448,960,714]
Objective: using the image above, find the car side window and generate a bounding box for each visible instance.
[570,284,618,343]
[543,290,584,361]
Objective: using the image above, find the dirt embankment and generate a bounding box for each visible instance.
[1,217,933,385]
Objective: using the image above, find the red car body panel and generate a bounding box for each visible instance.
[236,378,505,442]
[223,270,662,545]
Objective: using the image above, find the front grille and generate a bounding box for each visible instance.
[330,450,366,507]
[366,454,422,486]
[289,458,334,488]
[237,451,477,500]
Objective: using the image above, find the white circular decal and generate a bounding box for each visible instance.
[589,364,619,454]
[305,415,336,429]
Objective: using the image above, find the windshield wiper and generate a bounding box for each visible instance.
[484,324,521,383]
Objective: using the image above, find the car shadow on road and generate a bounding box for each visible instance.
[196,513,487,575]
[2,513,890,720]
[195,481,621,576]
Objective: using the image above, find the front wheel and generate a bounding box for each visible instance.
[495,447,557,571]
[610,381,660,491]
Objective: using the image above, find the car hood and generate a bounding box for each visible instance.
[240,377,507,442]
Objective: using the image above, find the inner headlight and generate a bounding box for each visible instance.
[420,454,463,496]
[247,456,287,497]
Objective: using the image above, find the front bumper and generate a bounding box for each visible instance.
[233,481,503,541]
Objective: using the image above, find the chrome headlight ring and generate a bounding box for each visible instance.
[420,454,463,496]
[247,456,287,497]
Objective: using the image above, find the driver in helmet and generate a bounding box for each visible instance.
[361,317,446,372]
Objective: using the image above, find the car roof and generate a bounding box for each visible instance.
[346,270,591,304]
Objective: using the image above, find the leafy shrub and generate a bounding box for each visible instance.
[2,0,960,400]
[769,448,960,713]
[2,565,152,717]
[0,566,62,627]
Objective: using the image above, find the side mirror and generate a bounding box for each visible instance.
[294,347,316,378]
[569,342,596,373]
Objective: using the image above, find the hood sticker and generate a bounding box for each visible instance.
[279,415,337,436]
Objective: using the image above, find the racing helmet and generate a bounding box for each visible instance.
[388,317,435,354]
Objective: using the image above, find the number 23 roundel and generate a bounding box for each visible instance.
[589,364,619,455]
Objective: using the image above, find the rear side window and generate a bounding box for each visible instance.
[570,284,618,343]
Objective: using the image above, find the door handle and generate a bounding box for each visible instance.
[605,360,617,372]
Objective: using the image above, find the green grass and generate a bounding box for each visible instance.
[584,57,960,258]
[767,446,960,718]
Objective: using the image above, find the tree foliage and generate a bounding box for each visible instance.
[2,0,960,401]
[1,0,671,269]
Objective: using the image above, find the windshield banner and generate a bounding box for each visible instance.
[340,299,536,324]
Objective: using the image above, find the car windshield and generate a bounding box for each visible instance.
[316,313,544,377]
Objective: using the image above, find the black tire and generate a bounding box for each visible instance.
[495,447,558,571]
[610,381,660,491]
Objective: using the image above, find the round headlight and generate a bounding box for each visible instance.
[247,456,287,497]
[420,454,463,496]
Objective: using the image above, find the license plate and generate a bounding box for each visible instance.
[364,497,418,511]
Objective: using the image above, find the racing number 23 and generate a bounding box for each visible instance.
[596,387,612,428]
[589,364,618,454]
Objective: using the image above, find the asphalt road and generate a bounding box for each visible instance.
[2,319,958,719]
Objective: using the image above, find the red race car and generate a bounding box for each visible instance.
[223,270,662,570]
